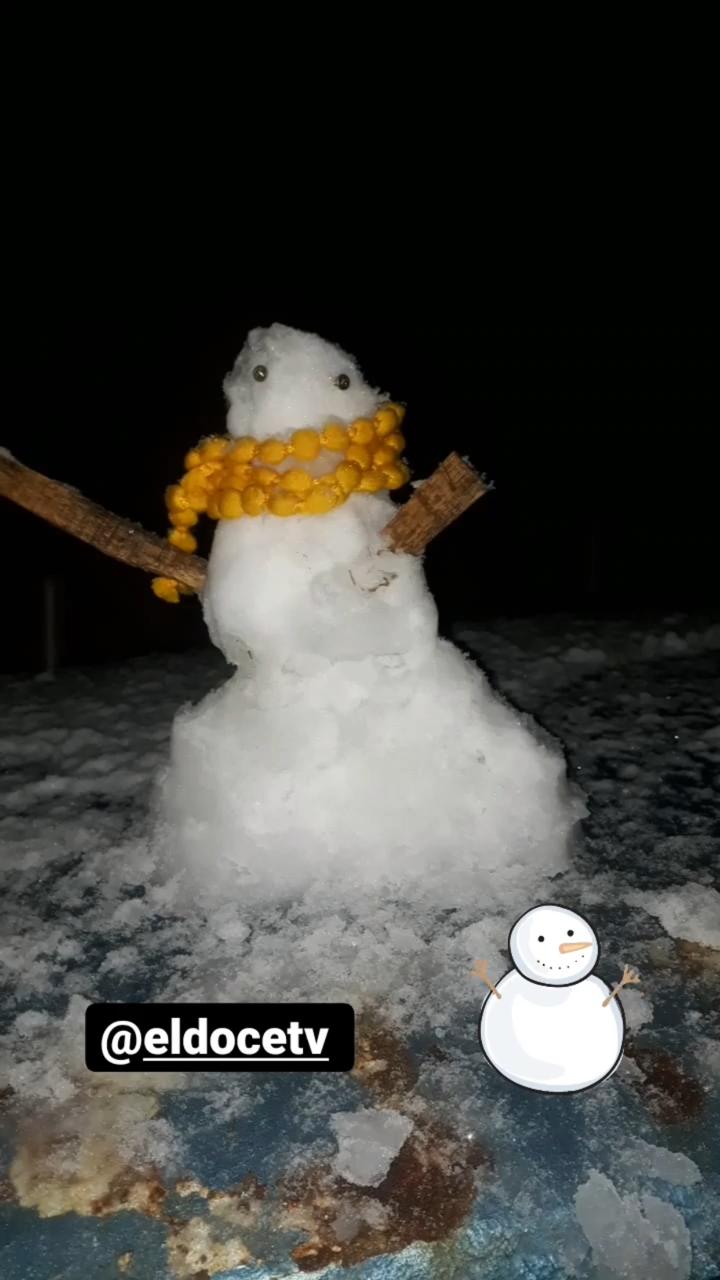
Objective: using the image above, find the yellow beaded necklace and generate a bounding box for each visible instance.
[153,403,408,603]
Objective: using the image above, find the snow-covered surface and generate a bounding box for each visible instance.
[1,610,718,1278]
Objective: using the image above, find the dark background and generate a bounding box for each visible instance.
[3,275,717,673]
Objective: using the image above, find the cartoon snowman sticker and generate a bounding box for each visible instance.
[474,904,641,1093]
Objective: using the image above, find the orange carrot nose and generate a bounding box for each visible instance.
[559,940,592,953]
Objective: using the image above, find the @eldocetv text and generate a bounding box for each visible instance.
[85,1002,354,1072]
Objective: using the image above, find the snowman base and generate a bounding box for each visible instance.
[157,499,584,904]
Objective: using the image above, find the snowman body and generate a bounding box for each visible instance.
[203,490,437,673]
[480,971,624,1092]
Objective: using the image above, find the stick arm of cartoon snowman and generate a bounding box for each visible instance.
[602,964,641,1007]
[471,959,502,999]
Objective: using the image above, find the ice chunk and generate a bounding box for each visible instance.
[619,1140,701,1187]
[575,1170,691,1279]
[625,883,720,947]
[331,1107,413,1188]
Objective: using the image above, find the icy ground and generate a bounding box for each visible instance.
[1,612,719,1279]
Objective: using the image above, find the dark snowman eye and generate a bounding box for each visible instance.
[253,365,268,382]
[538,936,545,943]
[567,929,574,936]
[335,373,351,390]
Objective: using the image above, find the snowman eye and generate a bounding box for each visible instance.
[537,936,545,943]
[253,365,268,382]
[335,373,351,390]
[567,929,574,936]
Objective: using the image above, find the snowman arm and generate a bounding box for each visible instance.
[602,964,641,1007]
[471,959,502,998]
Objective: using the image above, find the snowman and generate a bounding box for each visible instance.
[156,324,584,902]
[474,904,641,1092]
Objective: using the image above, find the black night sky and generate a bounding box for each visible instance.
[3,261,718,673]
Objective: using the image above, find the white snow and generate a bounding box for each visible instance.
[224,323,381,441]
[575,1170,692,1279]
[621,988,654,1033]
[331,1107,413,1187]
[625,883,720,947]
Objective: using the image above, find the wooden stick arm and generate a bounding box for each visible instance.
[382,452,488,555]
[0,450,207,593]
[0,448,488,595]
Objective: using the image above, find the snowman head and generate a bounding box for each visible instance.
[509,904,599,985]
[224,323,382,440]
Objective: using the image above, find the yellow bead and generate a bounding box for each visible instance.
[227,463,252,488]
[184,448,203,469]
[346,443,371,469]
[304,485,339,515]
[258,438,287,465]
[198,460,222,482]
[385,432,405,453]
[269,491,300,516]
[373,406,399,437]
[335,460,362,493]
[168,528,198,553]
[350,418,375,444]
[388,402,406,425]
[358,469,386,492]
[184,488,208,513]
[219,490,244,519]
[206,495,221,520]
[373,445,397,467]
[152,577,181,604]
[384,461,410,489]
[242,486,267,515]
[281,468,313,493]
[229,436,257,462]
[200,437,228,461]
[180,465,206,488]
[291,428,321,460]
[166,484,188,512]
[321,423,349,451]
[169,508,199,528]
[252,466,279,488]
